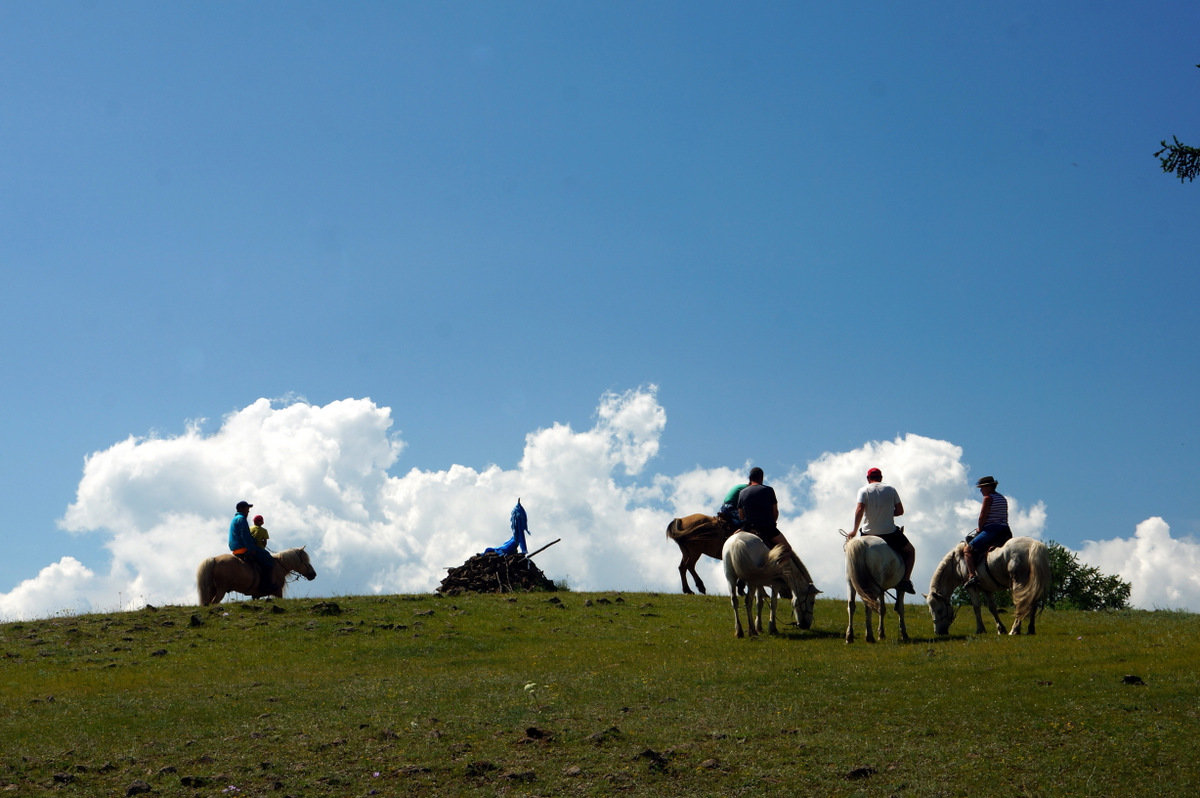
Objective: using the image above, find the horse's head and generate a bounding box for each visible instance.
[790,581,820,630]
[282,547,318,581]
[925,547,966,635]
[926,589,956,635]
[777,555,820,630]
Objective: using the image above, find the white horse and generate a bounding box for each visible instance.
[721,531,819,638]
[926,537,1051,635]
[844,535,909,643]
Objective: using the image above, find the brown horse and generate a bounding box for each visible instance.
[196,547,317,606]
[666,514,737,594]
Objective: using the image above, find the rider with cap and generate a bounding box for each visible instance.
[846,467,916,594]
[229,500,280,595]
[964,476,1012,587]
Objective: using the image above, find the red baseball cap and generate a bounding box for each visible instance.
[867,467,882,479]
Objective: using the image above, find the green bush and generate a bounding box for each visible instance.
[1045,540,1132,610]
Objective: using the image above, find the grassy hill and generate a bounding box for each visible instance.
[3,591,1197,796]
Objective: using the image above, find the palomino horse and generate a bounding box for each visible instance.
[926,537,1050,635]
[196,547,317,606]
[844,535,910,643]
[721,531,819,638]
[666,514,737,594]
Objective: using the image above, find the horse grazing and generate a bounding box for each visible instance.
[926,537,1050,635]
[196,547,317,606]
[666,514,737,594]
[721,531,819,638]
[844,535,910,643]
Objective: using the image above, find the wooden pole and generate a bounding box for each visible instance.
[524,538,561,559]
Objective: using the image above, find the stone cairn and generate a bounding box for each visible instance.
[437,539,561,595]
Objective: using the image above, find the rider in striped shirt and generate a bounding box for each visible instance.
[965,475,1012,587]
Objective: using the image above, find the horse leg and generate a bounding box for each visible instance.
[747,590,761,637]
[982,593,1005,634]
[845,587,856,643]
[970,592,987,634]
[689,560,707,595]
[874,593,886,642]
[767,588,779,635]
[730,592,744,638]
[895,592,909,642]
[681,547,707,595]
[678,548,696,594]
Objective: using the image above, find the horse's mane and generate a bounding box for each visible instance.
[275,546,309,569]
[930,547,963,597]
[767,545,812,586]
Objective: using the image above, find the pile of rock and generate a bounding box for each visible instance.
[438,551,558,595]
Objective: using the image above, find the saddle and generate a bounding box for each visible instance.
[957,542,1004,587]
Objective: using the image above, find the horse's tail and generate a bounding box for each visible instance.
[667,514,723,542]
[846,539,884,614]
[196,558,216,606]
[1011,539,1051,622]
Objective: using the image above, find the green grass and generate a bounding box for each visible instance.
[2,593,1197,796]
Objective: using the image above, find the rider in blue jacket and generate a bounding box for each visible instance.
[229,500,279,595]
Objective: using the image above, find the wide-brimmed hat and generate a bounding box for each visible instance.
[975,476,998,488]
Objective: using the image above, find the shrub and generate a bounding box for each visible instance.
[1045,540,1131,610]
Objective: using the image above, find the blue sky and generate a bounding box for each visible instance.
[3,3,1199,619]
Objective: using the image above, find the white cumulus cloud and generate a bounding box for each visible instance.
[1077,517,1200,611]
[1,387,1196,621]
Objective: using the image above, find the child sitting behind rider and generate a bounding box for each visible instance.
[250,514,269,549]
